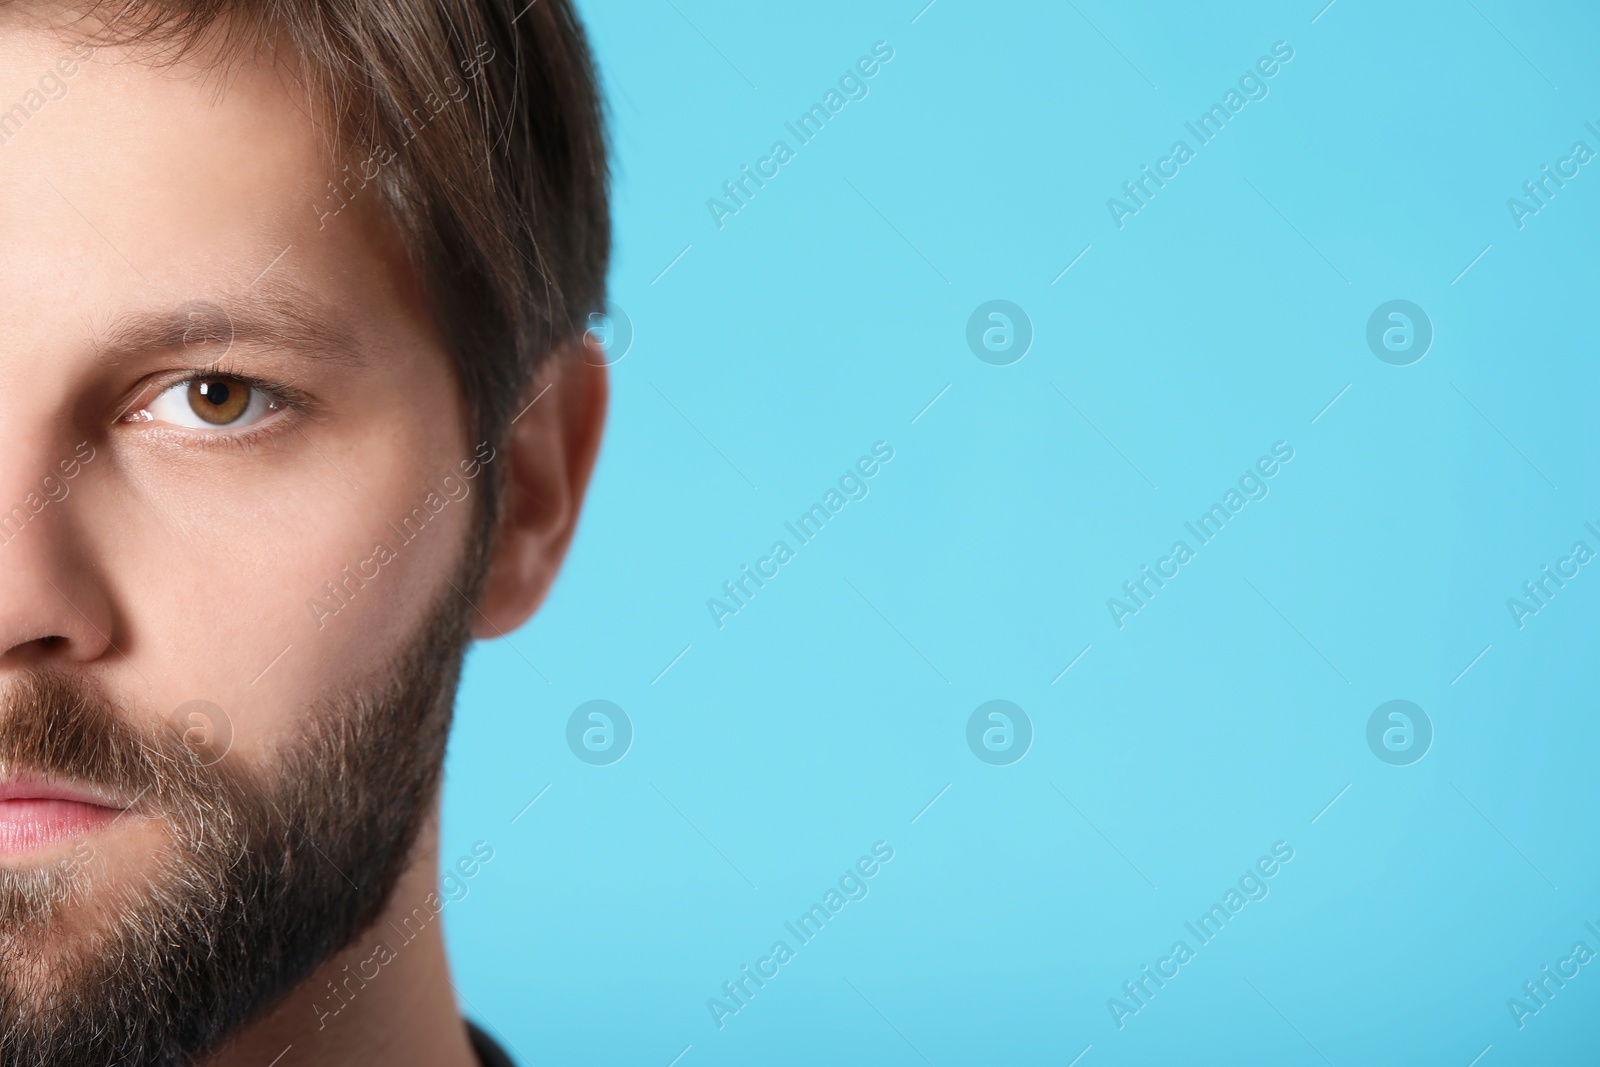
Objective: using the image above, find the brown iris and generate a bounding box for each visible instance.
[186,377,251,425]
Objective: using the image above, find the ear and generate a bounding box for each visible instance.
[471,338,608,637]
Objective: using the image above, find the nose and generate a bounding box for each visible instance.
[0,447,115,666]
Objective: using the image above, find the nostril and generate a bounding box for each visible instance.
[18,635,69,655]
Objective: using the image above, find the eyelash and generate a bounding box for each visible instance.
[124,363,313,451]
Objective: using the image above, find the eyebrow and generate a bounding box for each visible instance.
[92,280,366,370]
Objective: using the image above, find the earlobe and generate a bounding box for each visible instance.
[471,339,608,637]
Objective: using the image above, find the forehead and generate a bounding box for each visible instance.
[0,18,423,364]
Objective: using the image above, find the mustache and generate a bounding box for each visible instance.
[0,671,232,820]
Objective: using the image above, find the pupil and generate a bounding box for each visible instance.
[200,381,231,406]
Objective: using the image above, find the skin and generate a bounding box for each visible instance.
[0,13,606,1067]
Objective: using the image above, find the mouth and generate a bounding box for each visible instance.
[0,779,133,854]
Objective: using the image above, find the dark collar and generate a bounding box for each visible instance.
[466,1020,517,1067]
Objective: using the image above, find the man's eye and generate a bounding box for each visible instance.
[141,375,278,430]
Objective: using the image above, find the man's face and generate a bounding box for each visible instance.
[0,13,493,1064]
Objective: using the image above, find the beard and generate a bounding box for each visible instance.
[0,561,481,1066]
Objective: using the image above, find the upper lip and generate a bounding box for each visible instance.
[0,777,132,810]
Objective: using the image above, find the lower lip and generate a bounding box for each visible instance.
[0,799,123,853]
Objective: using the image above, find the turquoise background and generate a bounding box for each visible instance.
[440,1,1600,1063]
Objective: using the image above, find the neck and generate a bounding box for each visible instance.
[200,815,479,1067]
